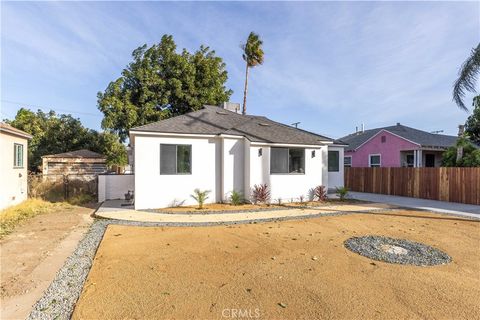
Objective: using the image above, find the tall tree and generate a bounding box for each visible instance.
[453,43,480,111]
[98,35,233,141]
[241,32,264,115]
[442,137,480,167]
[6,108,127,171]
[465,95,480,143]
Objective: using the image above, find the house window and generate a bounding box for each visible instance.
[14,143,24,168]
[344,156,352,168]
[270,147,305,174]
[406,154,414,167]
[160,144,191,174]
[369,154,381,167]
[381,136,386,143]
[328,151,339,172]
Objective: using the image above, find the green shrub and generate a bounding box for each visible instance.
[230,191,243,206]
[190,189,211,209]
[336,186,349,201]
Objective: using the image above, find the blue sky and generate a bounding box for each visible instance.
[1,1,479,138]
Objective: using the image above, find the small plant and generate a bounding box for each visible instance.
[230,190,243,206]
[190,189,211,209]
[252,184,270,205]
[336,186,349,201]
[299,195,305,203]
[313,185,327,202]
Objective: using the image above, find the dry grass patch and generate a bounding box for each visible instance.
[0,199,71,238]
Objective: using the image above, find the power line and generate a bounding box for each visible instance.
[1,99,103,117]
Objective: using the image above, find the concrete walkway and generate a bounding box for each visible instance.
[349,192,480,218]
[95,200,389,224]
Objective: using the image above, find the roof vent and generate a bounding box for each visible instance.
[216,111,228,115]
[258,123,270,127]
[397,122,401,126]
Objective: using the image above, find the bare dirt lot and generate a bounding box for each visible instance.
[1,205,94,319]
[73,210,480,320]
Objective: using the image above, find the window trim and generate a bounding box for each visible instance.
[160,143,192,175]
[369,154,381,168]
[270,147,305,175]
[344,155,352,168]
[13,143,24,168]
[328,150,340,172]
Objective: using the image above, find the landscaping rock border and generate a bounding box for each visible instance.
[344,235,452,266]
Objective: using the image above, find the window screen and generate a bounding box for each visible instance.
[369,155,381,167]
[160,144,191,174]
[344,156,352,167]
[270,148,288,173]
[270,148,305,174]
[14,143,23,168]
[289,148,305,173]
[328,151,339,172]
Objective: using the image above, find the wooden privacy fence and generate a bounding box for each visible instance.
[344,167,480,205]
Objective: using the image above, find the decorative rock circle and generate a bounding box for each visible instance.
[344,236,451,266]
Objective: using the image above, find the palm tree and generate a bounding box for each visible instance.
[453,43,480,111]
[241,32,264,115]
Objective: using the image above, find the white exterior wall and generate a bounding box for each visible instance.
[134,135,220,209]
[221,138,244,201]
[327,146,345,190]
[132,132,337,209]
[98,174,134,202]
[269,146,326,202]
[244,145,327,202]
[0,132,29,210]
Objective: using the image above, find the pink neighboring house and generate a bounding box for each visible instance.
[340,123,458,168]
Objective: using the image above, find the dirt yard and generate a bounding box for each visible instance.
[1,205,94,319]
[73,210,480,320]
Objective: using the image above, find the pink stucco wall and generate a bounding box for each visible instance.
[345,130,419,167]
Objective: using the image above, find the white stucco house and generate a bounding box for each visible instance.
[0,122,32,210]
[129,104,346,210]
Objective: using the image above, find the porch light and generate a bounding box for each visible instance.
[258,148,263,157]
[311,150,315,158]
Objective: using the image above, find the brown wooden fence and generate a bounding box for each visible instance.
[344,167,480,205]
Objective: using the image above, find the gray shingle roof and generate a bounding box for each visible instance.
[42,149,106,159]
[340,124,459,151]
[130,105,333,145]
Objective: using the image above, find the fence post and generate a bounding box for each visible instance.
[63,175,69,200]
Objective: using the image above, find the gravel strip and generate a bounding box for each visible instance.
[29,206,467,319]
[27,219,110,320]
[344,236,452,266]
